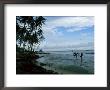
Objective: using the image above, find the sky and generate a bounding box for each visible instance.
[39,16,94,51]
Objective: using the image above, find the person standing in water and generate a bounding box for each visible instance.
[80,52,83,66]
[72,50,78,59]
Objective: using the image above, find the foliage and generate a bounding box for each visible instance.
[16,16,46,51]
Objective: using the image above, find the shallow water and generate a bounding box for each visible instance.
[37,50,94,74]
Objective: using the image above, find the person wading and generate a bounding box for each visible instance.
[80,52,83,66]
[72,50,78,59]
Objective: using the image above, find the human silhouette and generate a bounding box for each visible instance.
[73,52,77,59]
[80,52,83,65]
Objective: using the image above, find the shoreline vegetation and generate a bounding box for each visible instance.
[16,55,58,74]
[16,47,58,74]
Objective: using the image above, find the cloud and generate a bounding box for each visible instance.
[39,16,94,51]
[43,16,94,33]
[42,16,94,38]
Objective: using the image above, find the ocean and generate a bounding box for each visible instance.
[37,50,94,74]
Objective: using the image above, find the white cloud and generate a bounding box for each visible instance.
[40,16,94,51]
[43,16,94,33]
[46,16,93,27]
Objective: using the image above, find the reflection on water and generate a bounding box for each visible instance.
[37,50,94,74]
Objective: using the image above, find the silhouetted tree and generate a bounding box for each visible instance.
[16,16,46,52]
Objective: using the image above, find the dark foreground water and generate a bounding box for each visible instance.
[37,50,94,74]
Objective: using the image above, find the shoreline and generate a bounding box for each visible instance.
[16,60,58,74]
[16,52,58,74]
[16,51,94,74]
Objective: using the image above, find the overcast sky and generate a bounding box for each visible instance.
[39,16,94,51]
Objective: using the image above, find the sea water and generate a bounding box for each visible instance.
[37,50,94,74]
